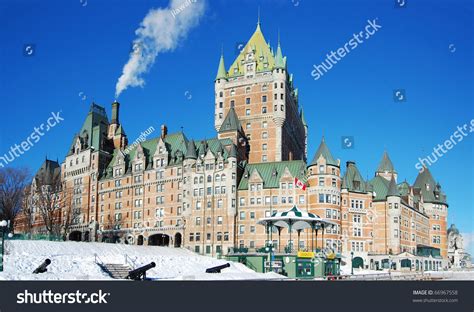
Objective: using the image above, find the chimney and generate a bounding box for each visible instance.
[111,101,120,124]
[161,124,168,139]
[346,160,355,168]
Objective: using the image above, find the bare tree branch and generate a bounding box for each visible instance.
[0,167,30,230]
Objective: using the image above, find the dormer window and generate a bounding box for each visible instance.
[353,181,360,189]
[246,53,253,61]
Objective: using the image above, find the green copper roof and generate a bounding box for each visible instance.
[413,166,447,205]
[215,54,227,81]
[376,151,396,173]
[193,138,233,159]
[34,158,61,186]
[309,137,338,167]
[398,180,410,196]
[68,103,109,155]
[447,224,459,235]
[342,161,371,193]
[274,43,286,69]
[387,176,400,197]
[369,175,390,200]
[102,131,189,178]
[228,24,276,77]
[219,107,242,133]
[185,140,197,159]
[238,160,306,190]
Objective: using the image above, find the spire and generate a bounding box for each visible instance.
[198,140,207,157]
[376,151,396,173]
[274,35,285,69]
[215,52,227,81]
[219,107,242,133]
[310,137,338,167]
[185,140,197,160]
[300,108,307,127]
[257,6,261,29]
[387,175,400,197]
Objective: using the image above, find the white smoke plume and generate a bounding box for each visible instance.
[115,0,206,98]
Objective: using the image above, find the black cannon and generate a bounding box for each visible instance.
[205,263,230,273]
[126,262,156,280]
[33,259,51,274]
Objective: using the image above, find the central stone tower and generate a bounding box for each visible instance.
[214,20,307,164]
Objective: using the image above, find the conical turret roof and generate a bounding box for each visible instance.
[185,140,197,160]
[376,151,396,173]
[215,54,227,81]
[219,107,242,133]
[310,137,338,167]
[387,175,400,197]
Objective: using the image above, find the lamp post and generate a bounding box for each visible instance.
[388,255,392,277]
[350,251,354,275]
[0,220,11,272]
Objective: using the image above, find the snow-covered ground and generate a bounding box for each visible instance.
[340,263,474,280]
[0,240,285,281]
[425,270,474,280]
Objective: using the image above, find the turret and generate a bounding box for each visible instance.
[214,53,227,131]
[375,151,397,181]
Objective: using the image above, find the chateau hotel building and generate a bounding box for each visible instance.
[18,22,449,269]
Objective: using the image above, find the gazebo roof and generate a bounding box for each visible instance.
[257,206,337,230]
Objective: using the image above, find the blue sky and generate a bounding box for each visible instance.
[1,0,473,252]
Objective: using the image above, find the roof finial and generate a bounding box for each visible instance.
[257,6,261,26]
[278,28,281,46]
[221,43,224,56]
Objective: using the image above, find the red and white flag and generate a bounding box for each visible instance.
[294,177,306,190]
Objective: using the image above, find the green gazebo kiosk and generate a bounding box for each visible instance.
[227,206,341,279]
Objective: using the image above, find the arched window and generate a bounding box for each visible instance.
[215,174,220,182]
[207,175,212,183]
[194,177,198,184]
[199,176,204,183]
[221,174,226,182]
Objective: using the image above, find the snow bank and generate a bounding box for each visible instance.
[0,240,285,281]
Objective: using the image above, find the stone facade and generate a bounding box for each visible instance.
[16,22,449,267]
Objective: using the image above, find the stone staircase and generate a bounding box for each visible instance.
[99,263,132,279]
